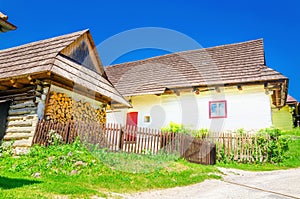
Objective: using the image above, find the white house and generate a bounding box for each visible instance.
[105,39,288,132]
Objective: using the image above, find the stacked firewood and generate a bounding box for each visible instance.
[45,92,106,124]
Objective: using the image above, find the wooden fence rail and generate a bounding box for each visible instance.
[32,120,216,165]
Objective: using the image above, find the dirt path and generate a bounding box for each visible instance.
[122,167,300,199]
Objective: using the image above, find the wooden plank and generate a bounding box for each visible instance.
[8,107,37,116]
[10,100,36,109]
[0,64,52,80]
[51,65,129,107]
[3,132,34,140]
[7,120,32,127]
[51,62,118,97]
[6,126,34,133]
[55,55,112,87]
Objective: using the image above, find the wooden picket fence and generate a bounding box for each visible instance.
[32,120,216,165]
[205,132,270,163]
[32,120,272,164]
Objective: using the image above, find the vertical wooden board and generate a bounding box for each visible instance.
[155,130,161,154]
[148,128,154,154]
[32,120,41,145]
[229,133,232,157]
[135,127,140,154]
[146,128,150,153]
[128,125,133,153]
[155,130,160,154]
[109,123,114,150]
[114,124,119,150]
[141,127,146,153]
[108,123,113,150]
[130,125,136,153]
[123,126,129,152]
[108,123,114,149]
[234,134,238,160]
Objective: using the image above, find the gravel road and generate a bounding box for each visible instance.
[122,167,300,199]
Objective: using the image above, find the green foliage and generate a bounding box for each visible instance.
[161,122,209,138]
[0,141,14,158]
[217,128,291,165]
[257,128,290,163]
[282,127,300,137]
[0,139,220,198]
[192,128,209,139]
[47,129,63,146]
[161,122,189,134]
[217,139,300,171]
[6,138,100,177]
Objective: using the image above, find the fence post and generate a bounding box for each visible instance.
[119,126,124,150]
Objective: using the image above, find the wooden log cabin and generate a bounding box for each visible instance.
[0,30,130,154]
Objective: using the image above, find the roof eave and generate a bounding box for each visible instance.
[0,18,16,32]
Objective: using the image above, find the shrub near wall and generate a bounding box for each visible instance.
[216,128,290,164]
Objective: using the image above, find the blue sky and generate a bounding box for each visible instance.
[1,0,299,100]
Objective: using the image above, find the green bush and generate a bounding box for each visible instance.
[217,128,290,164]
[161,122,189,134]
[161,122,209,138]
[192,129,209,139]
[257,128,290,163]
[0,141,14,158]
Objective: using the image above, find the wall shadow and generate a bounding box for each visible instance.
[0,176,41,190]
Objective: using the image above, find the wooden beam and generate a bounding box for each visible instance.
[27,75,32,81]
[173,89,180,96]
[0,85,9,90]
[275,90,279,107]
[12,82,24,89]
[0,86,35,96]
[237,85,242,90]
[10,79,16,84]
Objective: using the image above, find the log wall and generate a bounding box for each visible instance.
[1,82,107,155]
[2,84,49,154]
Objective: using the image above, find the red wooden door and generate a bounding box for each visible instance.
[126,112,138,126]
[125,112,138,141]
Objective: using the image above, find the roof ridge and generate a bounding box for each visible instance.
[0,29,88,52]
[105,38,264,69]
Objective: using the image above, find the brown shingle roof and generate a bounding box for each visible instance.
[0,30,130,107]
[0,30,86,79]
[105,39,288,96]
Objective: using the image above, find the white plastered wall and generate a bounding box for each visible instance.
[106,85,272,132]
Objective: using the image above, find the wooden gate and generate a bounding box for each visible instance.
[181,135,216,165]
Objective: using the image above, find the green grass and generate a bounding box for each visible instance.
[0,140,220,198]
[217,132,300,171]
[282,127,300,137]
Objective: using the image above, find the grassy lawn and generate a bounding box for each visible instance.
[0,140,220,199]
[217,131,300,171]
[1,129,299,198]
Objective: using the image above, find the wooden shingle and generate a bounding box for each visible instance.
[105,39,288,97]
[0,30,130,107]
